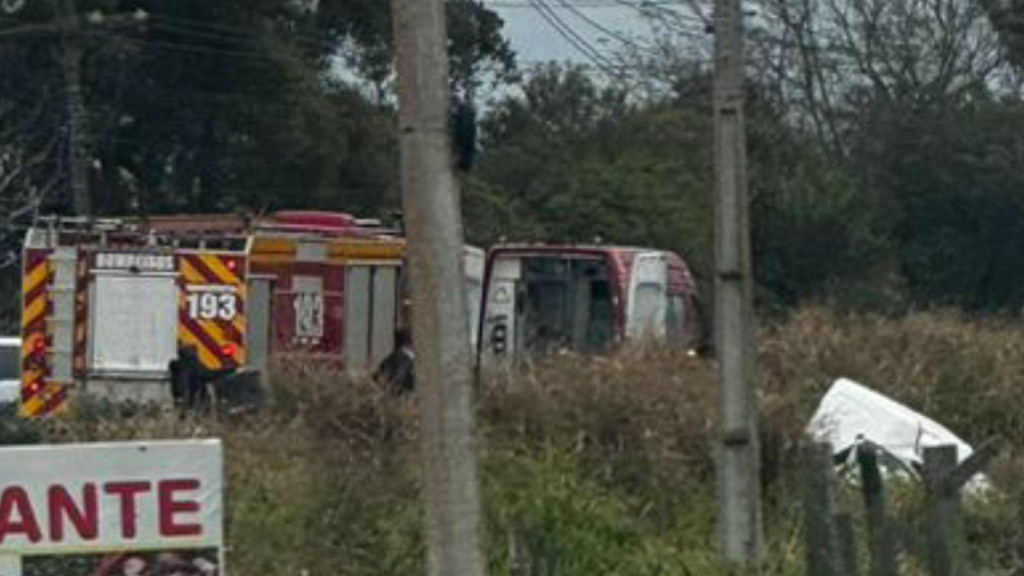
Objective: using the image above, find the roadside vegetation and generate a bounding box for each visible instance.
[3,308,1023,575]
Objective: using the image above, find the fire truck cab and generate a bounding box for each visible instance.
[477,245,699,369]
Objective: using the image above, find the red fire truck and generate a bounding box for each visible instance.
[18,210,482,418]
[476,244,700,370]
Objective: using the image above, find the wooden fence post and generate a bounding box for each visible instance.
[922,438,1000,576]
[923,445,961,576]
[802,441,847,576]
[857,444,897,576]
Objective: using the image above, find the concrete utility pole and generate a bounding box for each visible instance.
[390,1,487,576]
[60,0,89,216]
[712,0,762,566]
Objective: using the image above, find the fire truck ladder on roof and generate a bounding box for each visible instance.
[37,215,127,231]
[31,215,249,251]
[32,216,133,249]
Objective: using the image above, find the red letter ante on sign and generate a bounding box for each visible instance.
[103,482,151,539]
[159,480,202,537]
[49,484,99,541]
[0,479,203,544]
[0,487,42,544]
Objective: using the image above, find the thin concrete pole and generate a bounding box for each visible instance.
[60,0,90,215]
[713,0,762,564]
[390,1,487,575]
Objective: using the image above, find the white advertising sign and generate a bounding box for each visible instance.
[0,440,223,559]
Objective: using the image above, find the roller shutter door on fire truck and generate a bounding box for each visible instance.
[90,265,178,374]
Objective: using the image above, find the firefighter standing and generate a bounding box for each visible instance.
[374,328,415,395]
[169,345,233,412]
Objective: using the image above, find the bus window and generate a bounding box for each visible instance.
[666,294,687,344]
[586,280,613,353]
[523,280,568,357]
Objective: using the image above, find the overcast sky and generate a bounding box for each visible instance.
[486,1,653,65]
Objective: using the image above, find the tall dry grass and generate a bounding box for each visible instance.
[761,308,1024,489]
[5,308,1024,574]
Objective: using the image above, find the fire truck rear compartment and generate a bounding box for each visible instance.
[87,273,180,402]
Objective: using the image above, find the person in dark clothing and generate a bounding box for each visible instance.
[169,345,235,413]
[169,346,202,410]
[373,328,415,396]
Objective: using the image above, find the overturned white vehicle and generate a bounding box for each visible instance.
[805,378,989,493]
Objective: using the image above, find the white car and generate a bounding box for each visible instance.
[0,337,20,406]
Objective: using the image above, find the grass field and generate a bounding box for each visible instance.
[5,307,1024,575]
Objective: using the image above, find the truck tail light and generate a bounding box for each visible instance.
[24,380,43,398]
[220,343,237,358]
[30,339,47,365]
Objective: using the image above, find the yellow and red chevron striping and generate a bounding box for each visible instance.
[21,259,49,333]
[178,253,246,371]
[20,251,62,419]
[73,252,89,377]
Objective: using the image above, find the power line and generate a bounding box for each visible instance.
[145,20,331,60]
[529,0,613,69]
[491,0,712,46]
[517,56,711,69]
[485,0,688,7]
[555,0,661,56]
[589,0,712,32]
[545,0,714,66]
[145,13,337,52]
[0,18,73,39]
[613,0,712,34]
[114,36,272,60]
[527,0,624,76]
[147,20,265,46]
[144,13,269,40]
[97,33,308,65]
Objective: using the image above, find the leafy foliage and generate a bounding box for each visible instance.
[2,0,1024,326]
[473,65,711,266]
[472,64,895,314]
[0,0,514,224]
[860,97,1024,311]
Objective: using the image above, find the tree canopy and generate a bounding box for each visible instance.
[4,0,1024,332]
